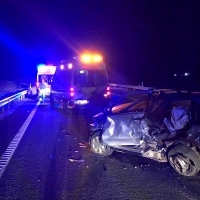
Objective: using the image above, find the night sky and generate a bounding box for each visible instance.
[0,0,200,88]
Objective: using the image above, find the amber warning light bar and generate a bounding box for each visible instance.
[80,54,103,63]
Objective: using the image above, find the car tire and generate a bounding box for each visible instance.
[167,143,200,176]
[90,131,113,156]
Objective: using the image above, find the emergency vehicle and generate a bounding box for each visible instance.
[50,53,110,110]
[36,64,56,96]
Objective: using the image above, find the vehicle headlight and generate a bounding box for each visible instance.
[74,100,89,105]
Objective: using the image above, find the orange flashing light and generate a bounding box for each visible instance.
[93,55,103,62]
[80,54,103,63]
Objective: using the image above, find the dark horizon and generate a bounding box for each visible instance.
[0,0,200,88]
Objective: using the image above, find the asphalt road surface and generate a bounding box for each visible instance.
[0,96,200,200]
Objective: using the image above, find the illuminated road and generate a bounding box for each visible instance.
[0,95,200,200]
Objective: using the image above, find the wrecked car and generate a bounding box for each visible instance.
[89,90,200,176]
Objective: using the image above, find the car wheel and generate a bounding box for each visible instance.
[90,131,113,156]
[167,144,200,176]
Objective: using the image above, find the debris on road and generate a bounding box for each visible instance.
[61,129,70,136]
[79,145,86,148]
[79,142,87,148]
[68,158,85,163]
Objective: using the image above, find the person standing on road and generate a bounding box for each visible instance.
[39,78,48,102]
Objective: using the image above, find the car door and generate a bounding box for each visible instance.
[102,94,150,146]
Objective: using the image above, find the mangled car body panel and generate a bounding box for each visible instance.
[102,112,144,146]
[89,91,200,176]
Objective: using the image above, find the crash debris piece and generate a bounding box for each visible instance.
[68,158,85,162]
[79,145,86,148]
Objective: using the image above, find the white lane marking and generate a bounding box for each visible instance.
[0,101,41,179]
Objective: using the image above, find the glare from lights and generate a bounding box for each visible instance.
[174,74,177,76]
[74,100,89,105]
[37,64,45,69]
[70,87,74,91]
[80,54,103,63]
[68,63,73,69]
[80,70,85,74]
[184,72,190,76]
[37,65,56,74]
[80,54,92,63]
[107,87,110,91]
[60,65,64,70]
[70,92,74,96]
[93,55,103,62]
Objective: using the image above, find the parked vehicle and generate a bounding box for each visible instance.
[36,64,56,96]
[89,90,200,176]
[50,54,110,111]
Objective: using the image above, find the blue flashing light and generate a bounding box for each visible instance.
[37,64,45,70]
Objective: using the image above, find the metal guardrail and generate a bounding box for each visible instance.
[109,83,154,91]
[109,83,200,96]
[109,83,174,92]
[0,90,27,113]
